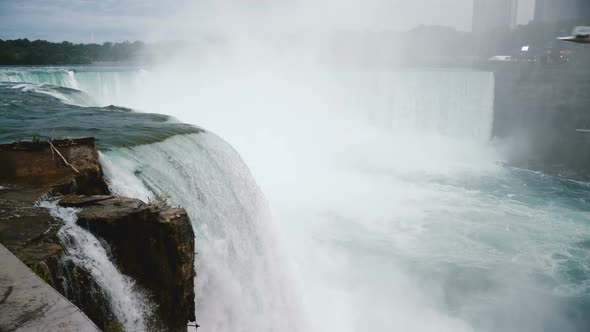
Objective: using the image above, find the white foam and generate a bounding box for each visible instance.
[103,133,304,332]
[8,82,95,106]
[99,152,153,202]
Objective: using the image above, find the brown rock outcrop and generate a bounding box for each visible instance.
[0,137,109,195]
[59,195,197,330]
[0,138,110,276]
[0,138,115,329]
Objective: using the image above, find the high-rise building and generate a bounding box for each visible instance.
[534,0,590,22]
[472,0,518,33]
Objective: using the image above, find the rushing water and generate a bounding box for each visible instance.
[1,66,590,332]
[39,200,154,331]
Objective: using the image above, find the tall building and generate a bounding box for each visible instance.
[534,0,590,22]
[472,0,519,33]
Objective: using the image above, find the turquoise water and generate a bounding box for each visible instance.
[1,66,590,332]
[0,80,200,148]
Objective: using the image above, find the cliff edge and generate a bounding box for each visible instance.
[0,137,196,331]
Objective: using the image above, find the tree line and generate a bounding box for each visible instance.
[2,17,588,66]
[0,39,145,65]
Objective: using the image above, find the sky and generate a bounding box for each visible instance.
[0,0,535,43]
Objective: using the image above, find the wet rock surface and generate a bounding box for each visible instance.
[0,138,108,279]
[59,195,197,330]
[0,138,116,330]
[0,192,62,266]
[0,137,197,331]
[0,137,109,195]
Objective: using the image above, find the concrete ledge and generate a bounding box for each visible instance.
[0,244,100,332]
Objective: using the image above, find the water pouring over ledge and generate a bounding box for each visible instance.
[3,63,590,332]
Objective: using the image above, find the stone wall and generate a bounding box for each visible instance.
[488,62,590,177]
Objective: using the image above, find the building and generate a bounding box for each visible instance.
[534,0,590,22]
[472,0,519,34]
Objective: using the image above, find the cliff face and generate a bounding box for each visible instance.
[61,195,196,330]
[0,137,196,331]
[488,62,590,177]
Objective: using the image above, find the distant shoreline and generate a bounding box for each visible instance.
[0,39,144,66]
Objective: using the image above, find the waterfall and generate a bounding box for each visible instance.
[2,65,521,332]
[101,133,303,332]
[335,71,495,141]
[0,69,79,88]
[8,83,97,106]
[0,67,147,107]
[38,200,154,331]
[0,66,498,178]
[0,67,494,144]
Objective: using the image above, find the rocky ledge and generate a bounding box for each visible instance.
[60,194,196,329]
[0,137,196,331]
[0,137,109,195]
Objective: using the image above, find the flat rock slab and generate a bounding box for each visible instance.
[0,244,100,332]
[58,195,114,207]
[73,197,150,226]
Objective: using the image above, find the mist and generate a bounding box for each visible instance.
[53,1,576,332]
[2,0,590,332]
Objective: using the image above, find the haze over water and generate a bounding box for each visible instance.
[4,65,589,332]
[1,1,589,331]
[121,1,590,326]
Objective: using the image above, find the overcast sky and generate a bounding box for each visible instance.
[0,0,535,43]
